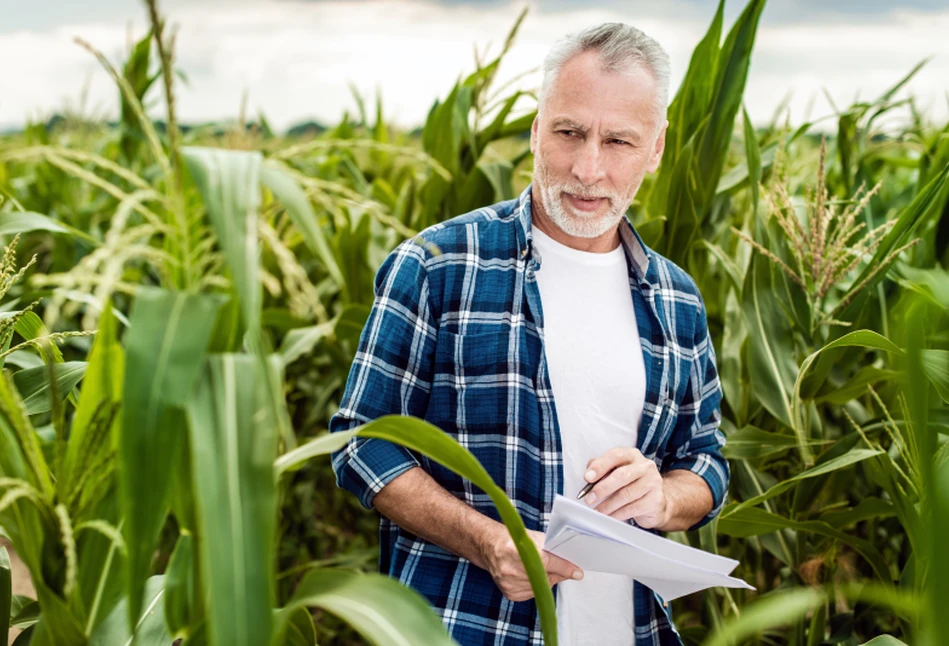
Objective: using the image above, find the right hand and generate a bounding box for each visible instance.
[480,526,583,602]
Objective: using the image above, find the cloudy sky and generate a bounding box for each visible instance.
[2,0,947,132]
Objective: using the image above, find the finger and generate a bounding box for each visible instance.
[584,447,644,486]
[585,462,646,507]
[545,552,583,581]
[595,473,657,515]
[609,490,665,528]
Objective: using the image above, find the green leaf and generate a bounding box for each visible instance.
[89,576,172,646]
[11,595,39,629]
[120,288,224,629]
[274,569,454,646]
[164,533,200,640]
[860,637,909,646]
[278,321,335,367]
[0,211,98,246]
[12,362,87,416]
[11,312,66,364]
[819,497,896,528]
[277,415,558,646]
[31,580,86,645]
[814,366,900,405]
[185,354,282,646]
[182,147,262,334]
[741,252,797,428]
[742,104,761,217]
[921,349,949,403]
[1,546,11,640]
[61,304,123,500]
[717,507,892,583]
[334,304,371,347]
[704,587,827,646]
[272,606,317,646]
[721,426,800,460]
[723,448,883,517]
[791,330,903,463]
[260,164,346,297]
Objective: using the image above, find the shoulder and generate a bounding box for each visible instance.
[644,246,704,310]
[391,195,522,265]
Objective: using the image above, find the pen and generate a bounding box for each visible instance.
[577,468,614,500]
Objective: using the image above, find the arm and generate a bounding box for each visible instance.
[329,240,434,509]
[373,467,583,601]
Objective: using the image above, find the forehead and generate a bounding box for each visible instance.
[543,50,660,134]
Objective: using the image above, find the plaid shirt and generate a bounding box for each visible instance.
[330,184,729,646]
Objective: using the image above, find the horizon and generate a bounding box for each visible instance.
[2,0,947,133]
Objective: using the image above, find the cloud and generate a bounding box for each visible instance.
[0,0,946,131]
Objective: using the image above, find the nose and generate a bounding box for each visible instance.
[571,139,606,187]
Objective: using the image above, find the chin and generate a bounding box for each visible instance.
[557,203,621,239]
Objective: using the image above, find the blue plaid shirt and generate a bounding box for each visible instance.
[330,184,729,645]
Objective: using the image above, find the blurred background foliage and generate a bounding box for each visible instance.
[0,0,947,644]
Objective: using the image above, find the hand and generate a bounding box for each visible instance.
[479,525,583,602]
[582,448,668,529]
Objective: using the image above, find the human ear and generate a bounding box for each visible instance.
[530,116,539,156]
[647,120,668,173]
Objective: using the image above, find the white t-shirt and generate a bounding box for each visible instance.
[531,226,647,646]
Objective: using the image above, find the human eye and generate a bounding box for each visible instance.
[608,138,630,146]
[558,129,580,138]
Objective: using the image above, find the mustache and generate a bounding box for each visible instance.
[554,184,615,202]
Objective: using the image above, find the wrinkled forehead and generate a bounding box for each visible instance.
[541,55,662,134]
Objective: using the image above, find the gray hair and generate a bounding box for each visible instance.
[538,23,671,122]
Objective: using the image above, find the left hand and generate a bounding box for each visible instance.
[582,448,668,529]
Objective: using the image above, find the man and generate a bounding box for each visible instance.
[330,22,729,646]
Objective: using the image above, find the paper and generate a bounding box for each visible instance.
[543,495,755,601]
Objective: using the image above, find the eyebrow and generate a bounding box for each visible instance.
[549,118,643,143]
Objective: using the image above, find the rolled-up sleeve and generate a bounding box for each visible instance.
[662,299,730,529]
[329,238,437,510]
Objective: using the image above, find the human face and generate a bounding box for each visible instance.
[530,50,667,245]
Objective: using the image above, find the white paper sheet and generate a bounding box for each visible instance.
[543,495,755,601]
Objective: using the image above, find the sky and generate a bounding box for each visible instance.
[1,0,947,132]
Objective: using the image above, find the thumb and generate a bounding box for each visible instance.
[545,553,583,581]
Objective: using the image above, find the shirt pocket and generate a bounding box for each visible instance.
[429,328,511,433]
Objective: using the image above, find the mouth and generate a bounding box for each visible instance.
[563,192,607,213]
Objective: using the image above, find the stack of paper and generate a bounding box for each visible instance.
[544,495,755,601]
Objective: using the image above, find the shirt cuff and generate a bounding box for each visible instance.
[332,437,421,510]
[665,452,729,530]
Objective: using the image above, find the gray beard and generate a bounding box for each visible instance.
[538,180,628,239]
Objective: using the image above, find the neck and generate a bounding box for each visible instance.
[529,183,622,253]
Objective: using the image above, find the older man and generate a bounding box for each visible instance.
[330,22,729,646]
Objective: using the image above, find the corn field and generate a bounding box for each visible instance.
[0,0,947,644]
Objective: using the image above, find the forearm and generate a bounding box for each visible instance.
[372,466,503,570]
[658,469,714,532]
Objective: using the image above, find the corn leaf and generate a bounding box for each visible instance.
[88,575,170,646]
[274,569,455,646]
[723,447,884,517]
[704,587,827,646]
[741,252,797,428]
[717,507,892,583]
[120,287,224,629]
[260,163,346,297]
[182,147,262,334]
[791,330,903,464]
[1,546,11,640]
[12,361,86,416]
[61,304,122,498]
[185,354,281,646]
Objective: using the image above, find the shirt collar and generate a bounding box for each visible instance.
[515,182,653,285]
